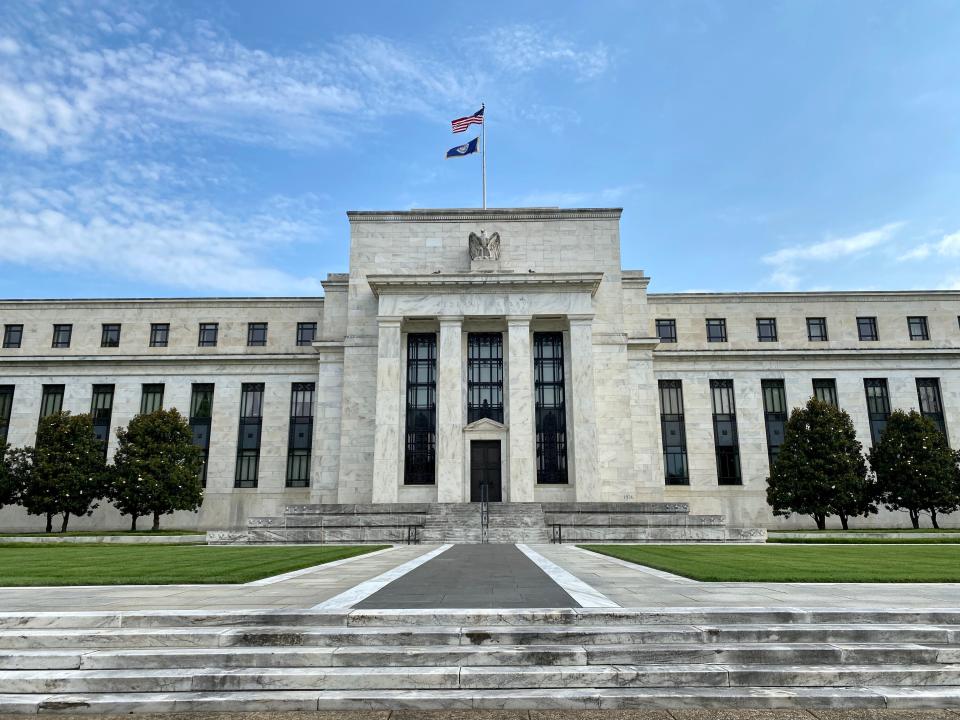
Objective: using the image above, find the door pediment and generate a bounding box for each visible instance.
[464,417,506,433]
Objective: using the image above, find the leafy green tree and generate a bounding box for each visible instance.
[18,412,107,533]
[108,409,204,531]
[767,397,875,530]
[870,410,960,529]
[0,444,19,512]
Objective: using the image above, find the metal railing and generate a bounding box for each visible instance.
[480,483,490,544]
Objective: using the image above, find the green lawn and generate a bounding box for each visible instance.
[771,528,960,533]
[0,544,388,586]
[768,536,960,544]
[580,544,960,582]
[0,529,200,537]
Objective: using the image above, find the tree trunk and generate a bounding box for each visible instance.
[839,514,849,530]
[909,509,920,529]
[931,509,940,529]
[814,513,826,530]
[130,515,138,532]
[45,512,53,534]
[152,510,161,532]
[60,513,69,533]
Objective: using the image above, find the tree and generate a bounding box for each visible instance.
[870,410,960,529]
[0,444,19,512]
[18,412,107,533]
[767,397,875,530]
[108,409,204,531]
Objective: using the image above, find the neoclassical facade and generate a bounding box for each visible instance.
[1,207,958,530]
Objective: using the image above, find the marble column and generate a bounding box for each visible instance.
[568,314,601,500]
[371,317,402,504]
[436,316,464,502]
[507,315,535,502]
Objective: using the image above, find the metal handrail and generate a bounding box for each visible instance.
[480,483,490,544]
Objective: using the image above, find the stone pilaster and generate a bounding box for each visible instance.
[371,317,402,504]
[436,316,464,502]
[569,314,601,500]
[507,315,535,502]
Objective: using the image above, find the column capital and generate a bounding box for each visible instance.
[567,314,595,324]
[376,316,403,328]
[506,314,533,325]
[437,315,464,325]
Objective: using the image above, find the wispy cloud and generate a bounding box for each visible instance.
[761,222,905,290]
[898,230,960,261]
[487,25,610,80]
[515,183,643,207]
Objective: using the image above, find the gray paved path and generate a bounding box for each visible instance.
[355,544,579,609]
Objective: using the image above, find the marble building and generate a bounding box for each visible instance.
[0,207,958,531]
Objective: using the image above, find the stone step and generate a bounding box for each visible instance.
[6,608,960,629]
[2,623,959,650]
[5,663,960,693]
[4,686,960,714]
[4,642,955,671]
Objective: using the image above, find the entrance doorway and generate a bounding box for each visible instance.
[470,440,502,502]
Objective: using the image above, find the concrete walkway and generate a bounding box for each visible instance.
[355,544,579,609]
[2,542,960,612]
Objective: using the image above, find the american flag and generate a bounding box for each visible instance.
[451,107,484,133]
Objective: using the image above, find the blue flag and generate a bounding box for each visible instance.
[446,136,479,159]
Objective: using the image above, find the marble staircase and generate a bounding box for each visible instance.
[210,501,764,544]
[1,608,959,711]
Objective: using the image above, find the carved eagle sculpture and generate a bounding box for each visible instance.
[468,229,501,260]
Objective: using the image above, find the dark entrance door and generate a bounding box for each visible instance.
[470,440,502,502]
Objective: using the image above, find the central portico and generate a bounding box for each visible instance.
[367,271,603,504]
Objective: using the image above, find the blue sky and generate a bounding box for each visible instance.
[1,0,959,298]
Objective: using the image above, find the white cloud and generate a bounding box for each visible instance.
[899,230,960,262]
[761,222,905,290]
[487,26,610,80]
[0,174,327,295]
[0,8,607,155]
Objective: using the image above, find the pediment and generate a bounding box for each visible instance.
[464,417,507,432]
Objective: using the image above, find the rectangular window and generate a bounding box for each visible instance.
[864,378,891,445]
[762,379,788,468]
[706,318,727,343]
[286,382,315,487]
[198,323,218,347]
[235,383,264,488]
[807,317,828,342]
[90,384,114,456]
[534,332,568,484]
[658,380,688,485]
[140,384,164,414]
[812,378,838,407]
[756,318,778,342]
[467,333,504,423]
[39,384,64,419]
[150,323,169,347]
[857,316,879,341]
[52,324,72,348]
[917,378,947,438]
[247,322,268,347]
[908,316,929,341]
[0,386,13,445]
[404,333,437,485]
[100,324,120,348]
[710,379,741,485]
[296,322,317,346]
[3,324,23,349]
[190,384,214,487]
[655,319,677,343]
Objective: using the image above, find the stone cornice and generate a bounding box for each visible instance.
[347,208,622,223]
[0,297,324,309]
[648,290,960,303]
[651,347,960,361]
[366,272,604,297]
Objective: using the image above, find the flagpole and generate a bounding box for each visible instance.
[481,102,486,209]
